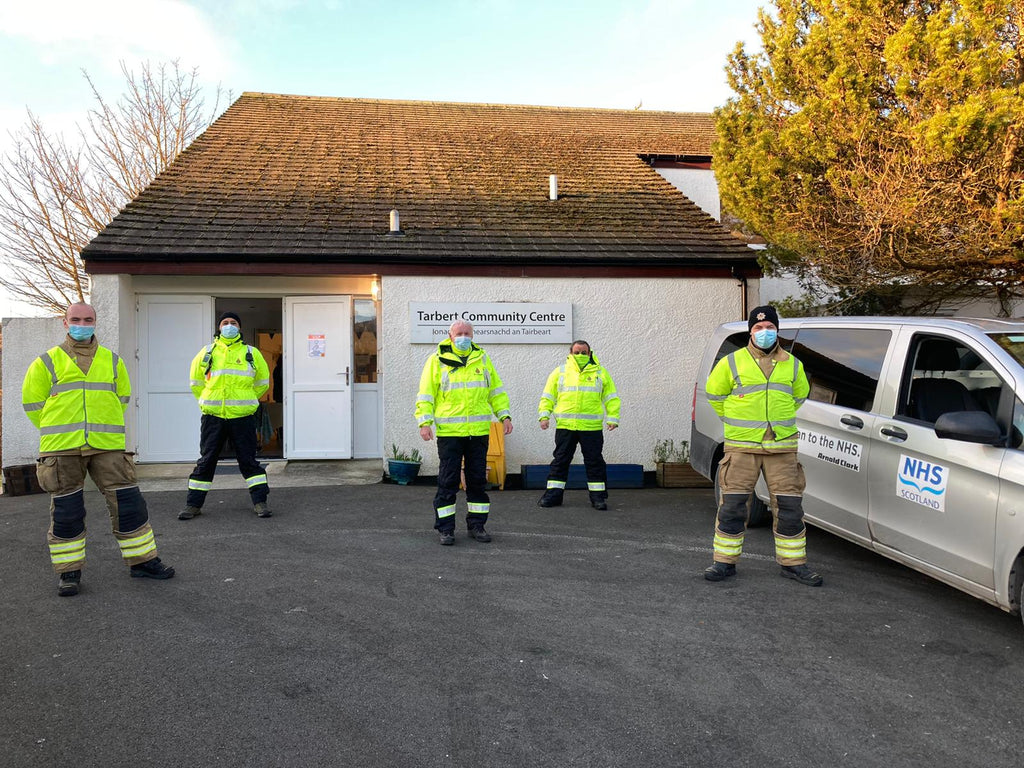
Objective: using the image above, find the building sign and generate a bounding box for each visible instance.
[410,302,573,344]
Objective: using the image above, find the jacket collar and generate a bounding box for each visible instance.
[216,334,244,349]
[566,351,599,372]
[746,339,788,362]
[437,339,482,368]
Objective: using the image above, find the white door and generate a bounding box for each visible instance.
[137,295,214,461]
[284,296,352,458]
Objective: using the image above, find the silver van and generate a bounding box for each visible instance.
[691,317,1024,623]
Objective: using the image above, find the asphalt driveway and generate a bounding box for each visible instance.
[2,483,1022,768]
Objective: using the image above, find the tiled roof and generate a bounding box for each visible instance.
[82,93,755,270]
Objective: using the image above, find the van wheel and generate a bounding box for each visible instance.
[712,460,770,529]
[1019,579,1024,630]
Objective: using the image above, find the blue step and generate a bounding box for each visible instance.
[520,463,644,490]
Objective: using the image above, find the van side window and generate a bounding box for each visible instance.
[898,334,1009,427]
[789,328,891,411]
[713,331,796,366]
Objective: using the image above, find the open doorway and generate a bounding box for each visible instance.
[214,297,284,460]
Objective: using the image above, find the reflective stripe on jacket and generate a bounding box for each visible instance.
[22,345,129,452]
[705,346,809,450]
[537,353,620,431]
[415,341,511,436]
[189,336,270,418]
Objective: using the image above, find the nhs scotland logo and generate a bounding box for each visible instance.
[897,454,948,512]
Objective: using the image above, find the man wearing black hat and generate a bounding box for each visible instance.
[702,305,823,587]
[180,311,272,520]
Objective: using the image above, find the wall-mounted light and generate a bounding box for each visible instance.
[371,276,381,302]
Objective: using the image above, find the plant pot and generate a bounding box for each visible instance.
[655,462,713,488]
[387,459,422,485]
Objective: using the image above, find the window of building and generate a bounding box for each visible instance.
[353,298,378,384]
[789,328,891,411]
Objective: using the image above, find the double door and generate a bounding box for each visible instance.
[136,295,353,461]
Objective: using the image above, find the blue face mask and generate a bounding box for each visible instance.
[754,329,778,349]
[453,335,473,353]
[68,325,95,342]
[220,324,240,339]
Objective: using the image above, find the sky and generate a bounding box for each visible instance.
[0,0,767,318]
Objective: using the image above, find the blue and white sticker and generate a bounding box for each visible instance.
[897,454,948,511]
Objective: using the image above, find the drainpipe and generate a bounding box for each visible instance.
[731,266,748,319]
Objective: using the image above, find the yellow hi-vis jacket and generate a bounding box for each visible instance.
[706,346,809,451]
[22,344,130,453]
[416,341,511,437]
[537,353,620,431]
[189,335,270,419]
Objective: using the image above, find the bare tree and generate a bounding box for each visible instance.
[0,61,226,313]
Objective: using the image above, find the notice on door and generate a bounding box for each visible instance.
[797,428,862,471]
[308,334,326,358]
[409,302,572,344]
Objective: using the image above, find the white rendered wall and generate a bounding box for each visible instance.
[2,317,67,466]
[382,276,745,474]
[655,167,721,221]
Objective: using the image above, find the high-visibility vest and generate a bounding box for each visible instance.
[416,341,511,437]
[189,336,270,418]
[705,347,809,450]
[22,345,130,452]
[537,353,620,431]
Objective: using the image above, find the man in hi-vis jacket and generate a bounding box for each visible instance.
[22,302,174,597]
[416,320,512,546]
[703,305,822,587]
[180,311,271,521]
[536,340,620,510]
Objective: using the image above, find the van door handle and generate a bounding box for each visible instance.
[840,415,864,429]
[880,426,907,441]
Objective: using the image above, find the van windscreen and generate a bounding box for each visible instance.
[990,333,1024,368]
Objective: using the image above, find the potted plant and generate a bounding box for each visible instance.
[387,444,423,485]
[653,439,712,488]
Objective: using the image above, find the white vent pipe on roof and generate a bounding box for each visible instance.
[549,174,558,201]
[390,209,401,232]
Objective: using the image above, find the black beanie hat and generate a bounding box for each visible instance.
[218,311,241,327]
[747,305,780,331]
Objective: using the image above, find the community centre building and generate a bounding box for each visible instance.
[3,93,760,475]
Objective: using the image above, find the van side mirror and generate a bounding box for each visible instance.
[933,411,1002,445]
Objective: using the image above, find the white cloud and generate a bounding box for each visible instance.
[0,0,237,81]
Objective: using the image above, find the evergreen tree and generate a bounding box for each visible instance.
[715,1,1024,314]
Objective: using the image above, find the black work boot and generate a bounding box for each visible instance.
[590,496,608,510]
[438,531,455,546]
[703,562,737,582]
[537,491,563,508]
[58,570,81,597]
[254,502,272,518]
[130,557,175,580]
[468,526,492,543]
[780,564,823,587]
[178,505,202,520]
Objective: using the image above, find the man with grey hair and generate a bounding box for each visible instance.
[416,320,513,545]
[21,302,175,596]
